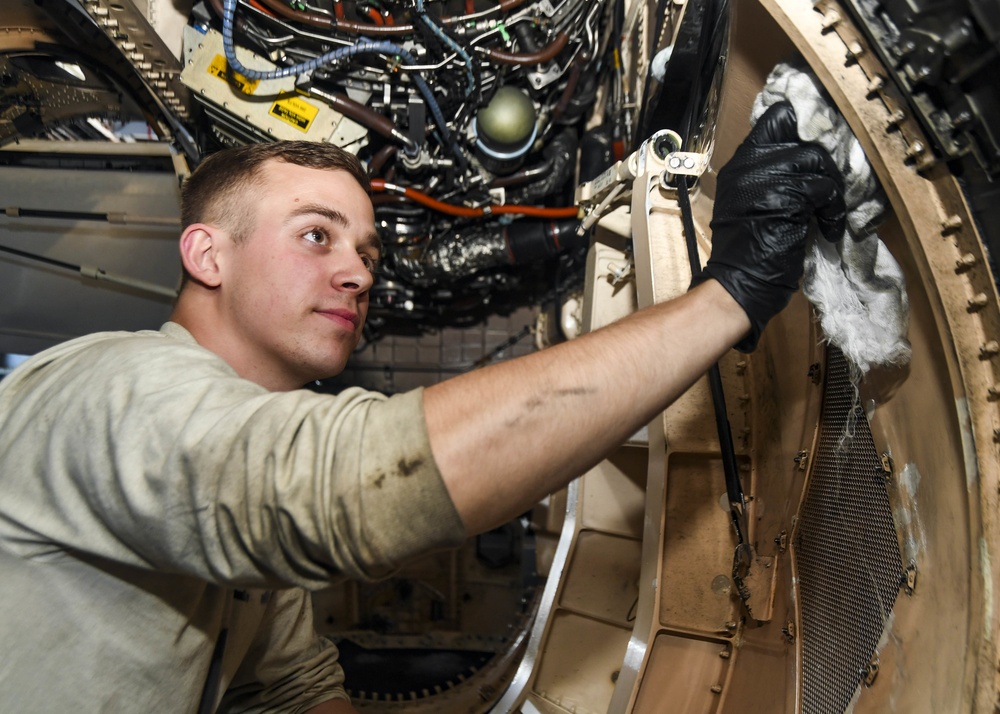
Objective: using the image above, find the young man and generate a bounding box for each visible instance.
[0,102,844,711]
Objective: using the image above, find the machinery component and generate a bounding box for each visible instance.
[179,25,369,149]
[2,0,614,340]
[796,347,904,713]
[474,86,538,174]
[495,0,1000,712]
[391,219,582,287]
[835,0,999,176]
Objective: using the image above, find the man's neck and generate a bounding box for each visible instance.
[170,289,302,392]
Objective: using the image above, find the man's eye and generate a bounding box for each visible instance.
[303,229,328,245]
[361,254,380,273]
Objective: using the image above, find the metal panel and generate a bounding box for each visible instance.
[796,347,904,714]
[0,140,181,355]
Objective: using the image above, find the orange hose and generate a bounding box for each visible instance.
[247,0,274,15]
[492,204,579,218]
[370,179,579,219]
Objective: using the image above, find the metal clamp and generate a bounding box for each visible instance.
[664,151,710,177]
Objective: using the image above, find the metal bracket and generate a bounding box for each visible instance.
[575,129,684,234]
[880,452,894,479]
[782,621,796,642]
[902,562,918,595]
[663,151,710,177]
[863,657,880,687]
[774,530,788,554]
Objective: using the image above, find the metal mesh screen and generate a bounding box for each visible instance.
[797,347,904,714]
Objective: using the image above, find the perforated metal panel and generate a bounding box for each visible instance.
[796,347,904,714]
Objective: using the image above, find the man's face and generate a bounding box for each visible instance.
[218,160,379,388]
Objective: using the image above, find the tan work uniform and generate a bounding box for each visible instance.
[0,322,465,712]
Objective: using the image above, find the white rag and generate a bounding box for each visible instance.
[751,63,910,374]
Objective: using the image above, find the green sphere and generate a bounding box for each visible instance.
[477,87,537,148]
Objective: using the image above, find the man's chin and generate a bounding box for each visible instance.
[300,357,351,385]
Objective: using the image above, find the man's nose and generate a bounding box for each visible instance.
[333,250,375,292]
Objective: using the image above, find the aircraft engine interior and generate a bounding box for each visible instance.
[2,0,1000,711]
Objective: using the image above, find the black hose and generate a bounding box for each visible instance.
[508,129,578,203]
[670,0,751,598]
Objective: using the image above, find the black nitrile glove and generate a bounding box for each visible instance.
[700,101,846,352]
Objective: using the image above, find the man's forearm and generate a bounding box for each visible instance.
[425,279,751,535]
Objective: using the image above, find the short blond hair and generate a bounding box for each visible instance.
[181,141,370,243]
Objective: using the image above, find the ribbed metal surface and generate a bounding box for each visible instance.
[797,348,904,714]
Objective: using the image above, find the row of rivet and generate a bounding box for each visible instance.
[941,214,1000,434]
[822,2,937,171]
[82,0,189,119]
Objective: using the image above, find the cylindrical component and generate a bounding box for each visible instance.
[391,219,581,285]
[504,219,582,263]
[474,87,538,174]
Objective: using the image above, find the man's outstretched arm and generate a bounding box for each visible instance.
[425,280,749,535]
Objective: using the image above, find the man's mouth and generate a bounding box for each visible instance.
[316,308,359,329]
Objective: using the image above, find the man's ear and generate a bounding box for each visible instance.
[179,224,223,288]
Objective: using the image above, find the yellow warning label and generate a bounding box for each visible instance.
[269,95,319,132]
[207,54,260,95]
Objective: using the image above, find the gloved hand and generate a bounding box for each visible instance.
[700,101,846,352]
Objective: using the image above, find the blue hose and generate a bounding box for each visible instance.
[220,0,465,166]
[414,0,476,98]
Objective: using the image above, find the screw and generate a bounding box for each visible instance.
[979,341,1000,359]
[956,253,978,272]
[968,293,989,311]
[886,109,906,129]
[941,214,963,234]
[866,75,885,95]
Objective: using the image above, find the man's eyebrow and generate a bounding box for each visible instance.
[288,202,382,254]
[287,202,350,228]
[364,231,384,257]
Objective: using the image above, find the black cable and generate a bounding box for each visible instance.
[670,0,753,602]
[0,243,178,300]
[0,243,77,272]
